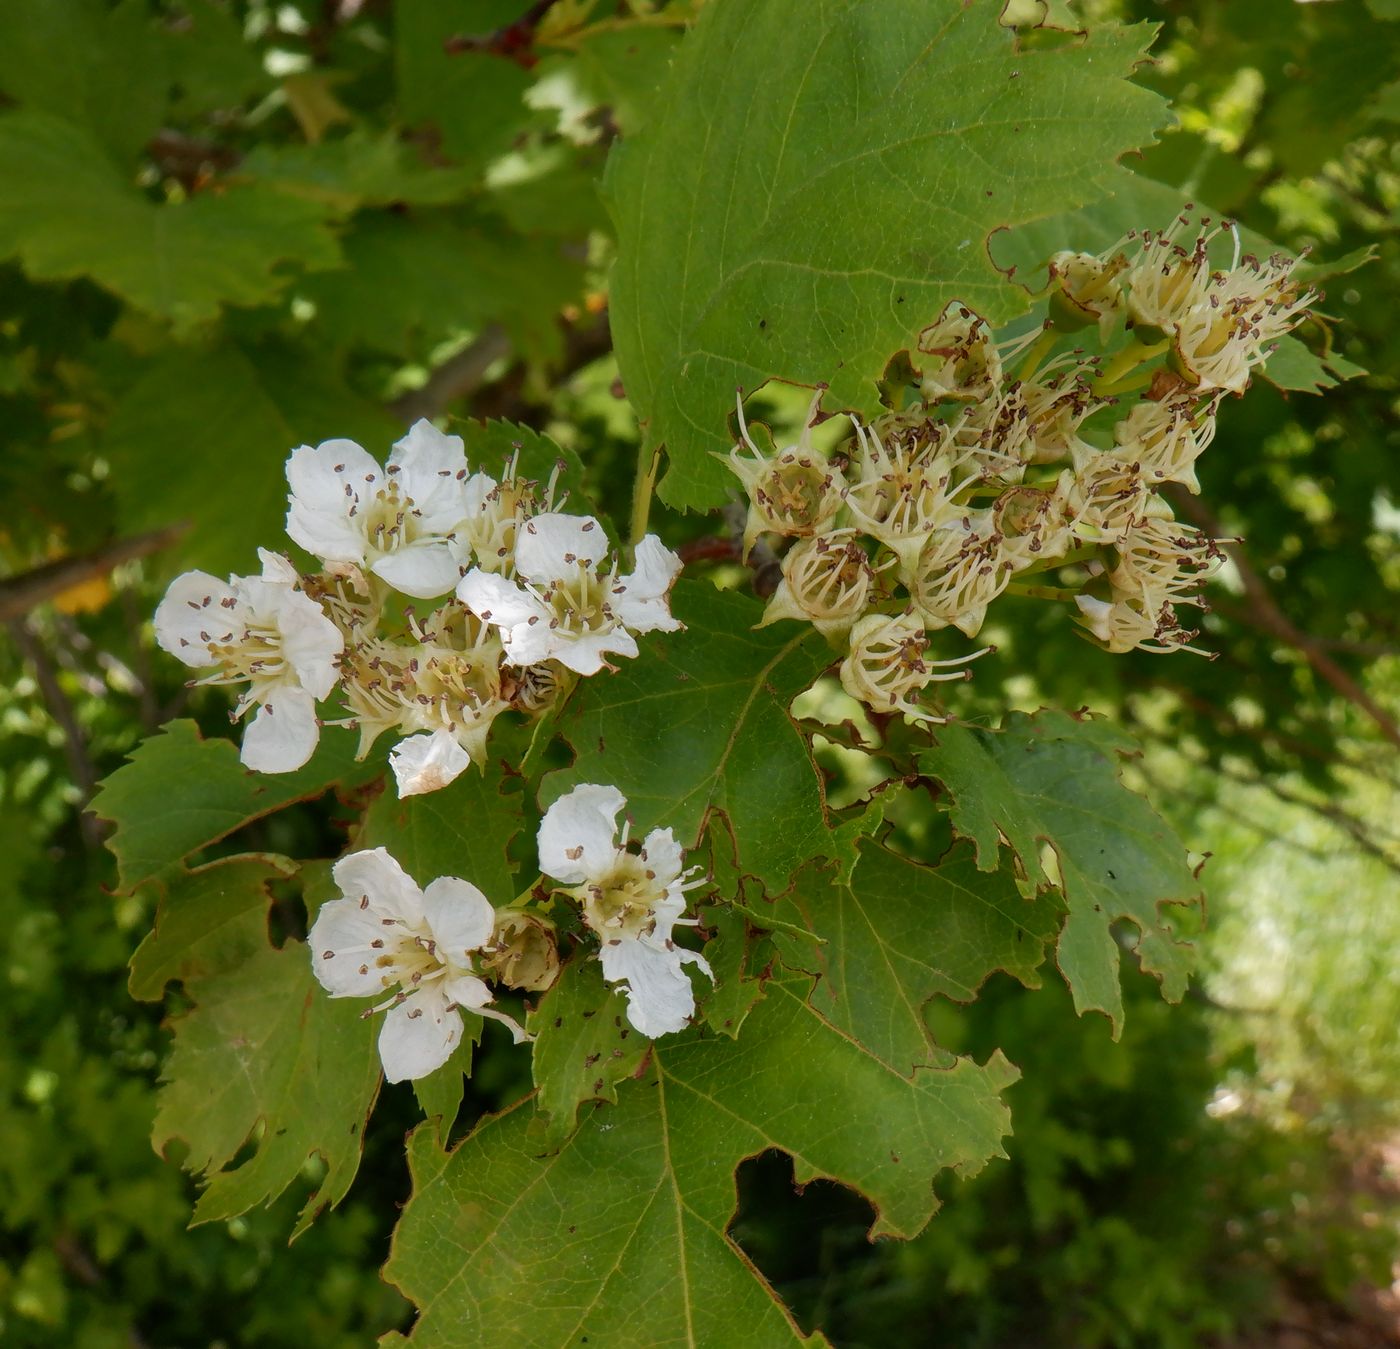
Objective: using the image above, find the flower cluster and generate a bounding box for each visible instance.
[156,422,683,794]
[722,215,1310,721]
[309,784,709,1080]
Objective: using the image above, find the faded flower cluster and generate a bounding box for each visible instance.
[309,784,709,1081]
[724,214,1316,723]
[155,422,683,792]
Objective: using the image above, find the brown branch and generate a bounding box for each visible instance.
[0,525,187,623]
[388,325,513,424]
[443,0,561,67]
[1173,492,1400,755]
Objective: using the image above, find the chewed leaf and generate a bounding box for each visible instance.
[917,710,1202,1034]
[385,977,1016,1346]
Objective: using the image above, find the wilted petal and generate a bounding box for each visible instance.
[307,899,393,997]
[613,534,683,634]
[240,685,320,773]
[371,540,461,599]
[389,730,471,798]
[537,783,625,884]
[332,847,425,927]
[153,571,238,665]
[390,420,471,531]
[515,512,607,583]
[378,987,461,1083]
[422,876,495,962]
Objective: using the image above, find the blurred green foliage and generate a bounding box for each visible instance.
[1,0,1398,1344]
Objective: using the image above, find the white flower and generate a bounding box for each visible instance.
[457,514,682,677]
[154,550,342,773]
[308,847,526,1083]
[537,784,711,1038]
[285,419,485,599]
[839,611,989,721]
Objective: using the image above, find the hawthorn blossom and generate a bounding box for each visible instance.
[839,611,988,722]
[758,529,873,638]
[308,847,525,1083]
[726,388,844,558]
[457,514,682,676]
[537,784,711,1037]
[286,419,487,599]
[154,550,341,772]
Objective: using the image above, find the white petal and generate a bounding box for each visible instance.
[276,590,343,699]
[153,571,238,665]
[332,847,425,927]
[457,570,550,631]
[390,420,470,531]
[537,783,625,885]
[240,686,320,773]
[370,540,461,599]
[257,549,300,585]
[390,731,471,798]
[463,471,498,515]
[514,512,608,583]
[307,899,393,997]
[285,440,380,563]
[443,972,494,1011]
[599,936,708,1038]
[1075,593,1115,641]
[613,535,683,634]
[640,828,685,892]
[378,988,461,1083]
[548,626,637,676]
[422,876,495,961]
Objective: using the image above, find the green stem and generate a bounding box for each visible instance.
[507,875,546,908]
[1006,582,1082,602]
[1090,338,1168,395]
[1016,330,1058,383]
[729,901,827,943]
[1011,545,1099,578]
[629,443,661,548]
[1094,367,1158,399]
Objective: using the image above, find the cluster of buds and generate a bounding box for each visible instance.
[723,215,1313,720]
[155,421,683,795]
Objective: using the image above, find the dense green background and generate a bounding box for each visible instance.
[2,1,1399,1345]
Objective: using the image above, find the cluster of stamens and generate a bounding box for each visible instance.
[723,214,1318,721]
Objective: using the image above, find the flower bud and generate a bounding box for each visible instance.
[478,910,561,993]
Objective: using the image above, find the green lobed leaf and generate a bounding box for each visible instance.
[605,0,1170,510]
[355,754,523,905]
[549,581,835,890]
[152,932,382,1237]
[128,853,293,1001]
[0,0,167,161]
[92,720,378,893]
[0,112,341,328]
[769,837,1063,1073]
[101,340,399,580]
[384,977,1016,1346]
[238,132,478,213]
[413,1029,483,1146]
[302,211,585,363]
[916,710,1201,1033]
[526,957,649,1145]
